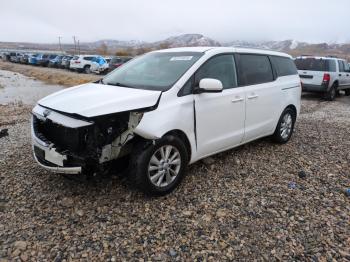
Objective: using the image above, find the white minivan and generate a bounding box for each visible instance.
[31,47,301,195]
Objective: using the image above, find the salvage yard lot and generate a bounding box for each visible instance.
[0,70,349,261]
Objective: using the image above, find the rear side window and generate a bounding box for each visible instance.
[294,58,331,72]
[328,60,337,72]
[194,54,237,89]
[270,56,297,77]
[344,62,350,72]
[338,60,345,72]
[84,57,93,61]
[239,54,274,85]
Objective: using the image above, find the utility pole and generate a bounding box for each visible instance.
[73,36,77,55]
[58,36,63,53]
[77,40,81,55]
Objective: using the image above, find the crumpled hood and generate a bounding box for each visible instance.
[38,83,161,118]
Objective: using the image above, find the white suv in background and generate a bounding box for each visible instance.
[31,47,301,195]
[295,56,350,100]
[69,55,98,73]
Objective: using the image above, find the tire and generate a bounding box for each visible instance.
[345,89,350,96]
[272,108,296,144]
[324,84,337,101]
[84,65,91,74]
[129,135,189,196]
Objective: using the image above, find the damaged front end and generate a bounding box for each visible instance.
[31,104,144,174]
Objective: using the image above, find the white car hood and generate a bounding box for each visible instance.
[38,83,161,117]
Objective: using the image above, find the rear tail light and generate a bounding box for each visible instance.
[75,61,81,64]
[323,73,331,83]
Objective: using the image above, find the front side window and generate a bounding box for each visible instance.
[194,55,237,89]
[103,52,203,91]
[270,56,298,77]
[239,54,274,85]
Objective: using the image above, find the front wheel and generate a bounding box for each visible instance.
[129,135,189,196]
[345,89,350,96]
[272,108,296,144]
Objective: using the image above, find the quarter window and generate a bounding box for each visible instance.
[195,55,237,89]
[239,55,274,85]
[270,56,298,77]
[338,60,345,72]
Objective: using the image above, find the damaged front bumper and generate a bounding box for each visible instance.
[31,104,144,175]
[30,105,93,174]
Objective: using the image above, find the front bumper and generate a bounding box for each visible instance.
[31,125,82,174]
[30,105,94,174]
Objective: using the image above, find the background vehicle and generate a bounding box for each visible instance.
[9,52,22,63]
[295,56,350,100]
[69,55,98,73]
[28,54,39,65]
[37,54,58,67]
[90,56,111,74]
[31,47,300,195]
[20,54,33,64]
[108,56,132,72]
[60,56,73,69]
[48,55,64,68]
[1,52,10,61]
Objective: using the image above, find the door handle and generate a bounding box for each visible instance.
[231,97,244,103]
[339,74,342,76]
[247,94,259,99]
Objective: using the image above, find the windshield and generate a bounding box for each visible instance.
[295,58,333,72]
[102,52,203,91]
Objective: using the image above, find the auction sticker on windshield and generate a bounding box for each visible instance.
[170,56,193,61]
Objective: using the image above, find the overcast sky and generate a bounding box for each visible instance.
[1,0,350,44]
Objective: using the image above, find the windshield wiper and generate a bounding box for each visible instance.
[106,82,136,88]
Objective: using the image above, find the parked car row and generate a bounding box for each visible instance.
[0,51,132,75]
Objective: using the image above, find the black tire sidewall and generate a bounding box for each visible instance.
[84,65,90,74]
[273,108,296,144]
[131,135,188,196]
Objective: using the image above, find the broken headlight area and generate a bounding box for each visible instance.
[32,109,143,171]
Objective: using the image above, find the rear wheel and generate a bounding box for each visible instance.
[272,108,296,144]
[345,89,350,96]
[130,135,188,196]
[84,65,91,74]
[324,84,337,101]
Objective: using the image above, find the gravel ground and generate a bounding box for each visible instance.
[0,61,99,86]
[0,74,349,261]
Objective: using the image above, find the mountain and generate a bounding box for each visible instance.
[222,39,309,51]
[152,34,221,48]
[0,34,349,59]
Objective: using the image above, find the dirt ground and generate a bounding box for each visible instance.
[0,70,349,261]
[0,61,100,87]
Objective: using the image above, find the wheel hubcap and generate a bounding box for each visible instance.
[280,113,293,140]
[148,145,181,188]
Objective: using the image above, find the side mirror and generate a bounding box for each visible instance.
[196,78,223,93]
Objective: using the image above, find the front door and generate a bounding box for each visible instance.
[194,54,245,158]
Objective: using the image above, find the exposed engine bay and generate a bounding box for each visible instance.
[32,104,144,173]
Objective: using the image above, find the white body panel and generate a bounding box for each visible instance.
[38,83,161,117]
